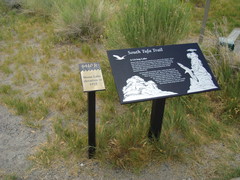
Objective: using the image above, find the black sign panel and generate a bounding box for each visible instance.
[107,43,220,104]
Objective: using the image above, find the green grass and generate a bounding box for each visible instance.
[44,82,60,98]
[2,175,19,180]
[2,95,49,126]
[29,117,88,167]
[0,84,49,128]
[213,166,240,180]
[0,61,13,74]
[0,85,17,95]
[190,0,240,34]
[209,0,240,32]
[107,0,191,48]
[208,47,240,126]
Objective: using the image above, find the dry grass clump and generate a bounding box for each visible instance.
[53,0,106,42]
[20,0,106,42]
[21,0,56,17]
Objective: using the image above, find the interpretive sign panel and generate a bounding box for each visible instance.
[79,63,105,92]
[107,43,220,104]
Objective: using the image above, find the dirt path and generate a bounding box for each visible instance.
[0,105,49,177]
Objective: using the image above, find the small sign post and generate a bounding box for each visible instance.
[148,98,166,140]
[107,43,220,140]
[88,91,96,158]
[79,62,105,158]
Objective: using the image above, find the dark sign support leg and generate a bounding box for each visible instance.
[148,98,166,140]
[88,91,96,159]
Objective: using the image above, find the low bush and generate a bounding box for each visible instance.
[106,0,191,49]
[21,0,56,17]
[0,0,9,12]
[54,0,106,42]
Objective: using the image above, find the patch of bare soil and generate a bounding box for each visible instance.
[0,105,49,176]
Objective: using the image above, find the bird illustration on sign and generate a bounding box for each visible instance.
[113,55,127,60]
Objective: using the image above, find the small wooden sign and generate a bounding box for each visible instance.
[79,63,105,92]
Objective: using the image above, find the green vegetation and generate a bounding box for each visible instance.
[0,0,239,178]
[53,0,106,42]
[21,0,106,41]
[209,0,240,31]
[0,0,9,13]
[0,84,49,128]
[21,0,55,17]
[209,47,240,126]
[2,175,19,180]
[213,166,240,180]
[190,0,240,34]
[107,0,191,48]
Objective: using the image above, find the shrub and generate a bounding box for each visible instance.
[0,0,8,12]
[54,0,106,42]
[106,0,191,49]
[21,0,56,17]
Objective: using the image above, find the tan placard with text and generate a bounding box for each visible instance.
[81,69,105,92]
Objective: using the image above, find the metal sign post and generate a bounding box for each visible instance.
[148,98,166,140]
[88,91,96,158]
[79,62,105,159]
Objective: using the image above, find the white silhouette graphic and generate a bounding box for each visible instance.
[178,49,217,93]
[113,55,127,60]
[122,76,177,102]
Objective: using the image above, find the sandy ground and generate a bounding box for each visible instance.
[0,105,49,178]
